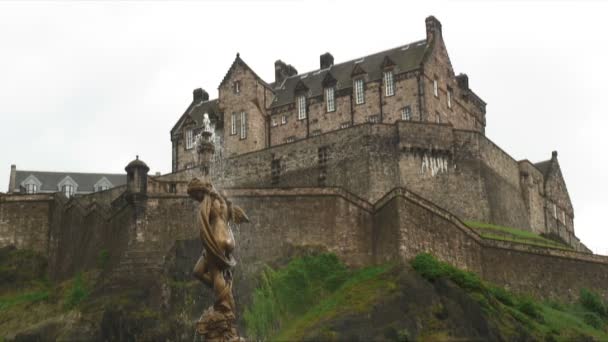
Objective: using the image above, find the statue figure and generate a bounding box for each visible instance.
[188,177,249,341]
[202,113,213,133]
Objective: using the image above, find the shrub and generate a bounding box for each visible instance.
[64,273,88,310]
[489,286,515,307]
[583,312,603,329]
[579,288,606,318]
[517,296,543,322]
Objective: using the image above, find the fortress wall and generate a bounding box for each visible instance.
[374,188,608,301]
[228,188,374,268]
[396,122,491,225]
[518,161,546,234]
[375,189,484,273]
[215,124,390,200]
[454,130,530,230]
[142,196,198,251]
[75,185,127,207]
[47,200,133,280]
[481,243,608,301]
[0,194,53,254]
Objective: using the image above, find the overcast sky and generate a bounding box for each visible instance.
[0,0,606,253]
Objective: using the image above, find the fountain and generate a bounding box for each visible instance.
[188,113,248,342]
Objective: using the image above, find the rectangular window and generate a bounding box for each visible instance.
[63,185,74,198]
[26,184,37,194]
[433,79,439,97]
[340,122,351,129]
[354,79,365,104]
[231,113,237,135]
[402,106,412,121]
[384,71,395,96]
[447,88,453,108]
[286,136,296,143]
[325,87,335,112]
[311,129,322,137]
[297,95,307,120]
[366,115,380,123]
[186,129,194,149]
[271,117,278,127]
[562,211,566,224]
[281,115,287,125]
[234,81,240,94]
[553,204,557,219]
[318,146,329,166]
[271,159,281,185]
[240,112,247,139]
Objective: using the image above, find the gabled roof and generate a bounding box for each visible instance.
[219,53,272,90]
[171,98,221,136]
[270,40,428,108]
[14,170,126,193]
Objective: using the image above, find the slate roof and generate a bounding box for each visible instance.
[14,170,126,193]
[270,40,428,108]
[171,99,221,135]
[534,160,552,176]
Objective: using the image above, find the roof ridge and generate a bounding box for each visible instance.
[283,39,427,81]
[16,170,125,176]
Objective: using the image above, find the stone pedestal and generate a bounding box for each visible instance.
[196,306,244,342]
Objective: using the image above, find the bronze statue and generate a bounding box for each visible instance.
[188,177,248,342]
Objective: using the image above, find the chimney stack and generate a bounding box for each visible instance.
[425,16,442,42]
[552,151,558,159]
[274,60,298,85]
[193,88,209,102]
[456,74,469,90]
[320,52,334,69]
[8,165,16,193]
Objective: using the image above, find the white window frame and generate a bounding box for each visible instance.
[286,136,296,143]
[340,122,351,129]
[231,113,237,135]
[297,95,307,120]
[402,106,412,121]
[63,184,74,197]
[234,81,240,94]
[271,117,278,127]
[325,87,335,112]
[384,71,395,97]
[281,115,287,125]
[553,203,557,219]
[186,129,194,149]
[447,88,452,108]
[240,112,247,139]
[26,183,37,194]
[433,79,439,97]
[354,79,365,105]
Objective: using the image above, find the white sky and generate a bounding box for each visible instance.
[0,0,606,254]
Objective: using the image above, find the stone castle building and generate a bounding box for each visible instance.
[1,16,605,303]
[170,16,583,252]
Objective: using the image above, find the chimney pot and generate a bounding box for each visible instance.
[320,52,334,69]
[274,60,298,85]
[193,88,209,102]
[425,15,442,41]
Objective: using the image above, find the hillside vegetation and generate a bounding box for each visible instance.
[244,253,608,341]
[465,221,572,250]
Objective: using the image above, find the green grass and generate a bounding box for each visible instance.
[411,253,608,341]
[243,253,394,341]
[464,221,572,250]
[0,290,50,311]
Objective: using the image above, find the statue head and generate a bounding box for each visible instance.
[187,177,214,202]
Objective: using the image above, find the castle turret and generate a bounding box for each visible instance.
[125,156,149,204]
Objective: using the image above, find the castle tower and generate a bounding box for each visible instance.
[125,156,149,204]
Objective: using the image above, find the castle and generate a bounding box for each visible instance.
[1,16,606,302]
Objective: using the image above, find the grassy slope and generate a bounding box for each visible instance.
[465,221,572,250]
[246,253,608,341]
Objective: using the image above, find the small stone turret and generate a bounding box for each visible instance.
[125,156,149,203]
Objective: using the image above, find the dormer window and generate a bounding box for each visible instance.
[297,95,307,120]
[25,183,37,194]
[383,71,395,97]
[325,87,335,112]
[233,81,241,94]
[186,129,195,149]
[63,184,75,198]
[354,79,365,105]
[433,78,439,97]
